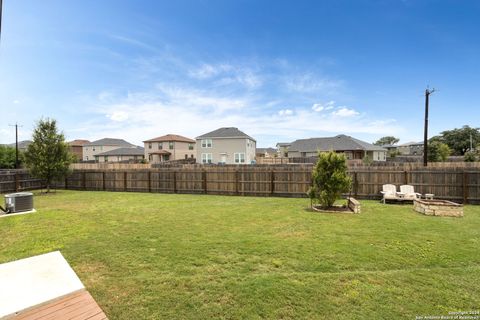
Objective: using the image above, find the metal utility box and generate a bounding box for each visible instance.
[4,192,34,213]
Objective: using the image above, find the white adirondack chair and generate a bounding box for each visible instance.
[400,185,421,200]
[380,184,398,203]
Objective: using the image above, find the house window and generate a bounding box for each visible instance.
[234,153,245,163]
[86,156,89,160]
[201,153,212,164]
[148,143,152,149]
[104,156,108,162]
[188,143,194,150]
[185,154,188,159]
[169,142,174,150]
[191,154,194,158]
[201,139,212,148]
[92,147,96,152]
[158,143,163,150]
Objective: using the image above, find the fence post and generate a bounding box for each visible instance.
[173,171,177,193]
[404,170,408,185]
[15,172,20,192]
[235,170,239,195]
[463,171,469,204]
[353,171,358,197]
[270,170,275,195]
[102,171,106,191]
[202,169,207,194]
[124,171,127,192]
[82,171,86,190]
[148,171,151,193]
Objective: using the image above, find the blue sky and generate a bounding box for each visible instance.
[1,0,479,147]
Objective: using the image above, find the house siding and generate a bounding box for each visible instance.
[196,138,256,164]
[144,141,196,163]
[83,145,125,161]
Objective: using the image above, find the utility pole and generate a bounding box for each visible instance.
[0,0,3,43]
[8,123,22,169]
[423,88,435,167]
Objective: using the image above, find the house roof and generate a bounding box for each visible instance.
[84,138,134,147]
[94,147,145,157]
[289,135,387,153]
[196,127,256,142]
[143,134,195,143]
[68,139,90,146]
[276,142,291,147]
[4,140,32,149]
[398,141,423,147]
[256,147,277,154]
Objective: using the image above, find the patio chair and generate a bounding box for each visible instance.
[380,184,399,204]
[399,185,421,200]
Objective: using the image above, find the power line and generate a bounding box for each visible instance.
[8,123,23,169]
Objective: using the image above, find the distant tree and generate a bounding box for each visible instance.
[464,151,477,162]
[0,145,17,169]
[373,136,400,146]
[437,125,480,155]
[427,141,451,162]
[307,151,352,208]
[24,119,73,192]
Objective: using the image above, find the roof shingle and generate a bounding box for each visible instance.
[289,135,387,153]
[196,127,255,141]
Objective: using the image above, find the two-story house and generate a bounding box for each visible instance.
[143,134,196,163]
[196,127,256,164]
[82,138,136,161]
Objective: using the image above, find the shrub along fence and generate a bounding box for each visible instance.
[49,165,480,204]
[2,166,480,204]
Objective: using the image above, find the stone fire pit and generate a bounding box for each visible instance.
[413,199,463,217]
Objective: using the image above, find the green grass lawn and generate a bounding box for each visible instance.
[1,191,479,319]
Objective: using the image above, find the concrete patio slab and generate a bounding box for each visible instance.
[0,251,85,319]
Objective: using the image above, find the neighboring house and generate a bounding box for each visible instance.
[397,141,424,156]
[68,139,90,161]
[276,142,291,158]
[287,134,388,161]
[94,147,145,163]
[256,147,277,158]
[82,138,136,161]
[143,134,196,163]
[380,144,399,156]
[4,140,32,152]
[196,127,256,164]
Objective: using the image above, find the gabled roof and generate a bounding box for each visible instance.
[143,134,195,143]
[68,139,90,146]
[276,142,291,147]
[84,138,134,147]
[289,135,387,153]
[4,140,32,149]
[256,147,277,154]
[95,147,145,157]
[196,127,256,142]
[398,141,423,147]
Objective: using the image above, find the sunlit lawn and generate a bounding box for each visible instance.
[1,190,479,319]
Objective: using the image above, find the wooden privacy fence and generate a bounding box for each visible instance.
[52,166,480,204]
[0,170,44,193]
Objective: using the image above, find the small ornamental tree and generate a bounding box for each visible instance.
[24,119,72,192]
[0,145,17,169]
[464,151,476,162]
[307,151,352,208]
[427,141,451,162]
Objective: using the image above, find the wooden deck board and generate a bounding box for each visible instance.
[10,290,107,320]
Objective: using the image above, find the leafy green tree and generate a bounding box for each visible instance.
[427,141,451,162]
[0,145,17,169]
[464,151,477,162]
[436,125,480,155]
[373,136,399,146]
[307,151,352,208]
[24,119,73,192]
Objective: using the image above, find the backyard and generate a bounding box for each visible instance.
[0,191,479,319]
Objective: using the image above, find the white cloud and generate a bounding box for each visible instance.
[278,109,294,116]
[286,73,342,93]
[107,110,129,122]
[13,100,20,104]
[332,107,359,117]
[189,63,232,79]
[312,101,335,112]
